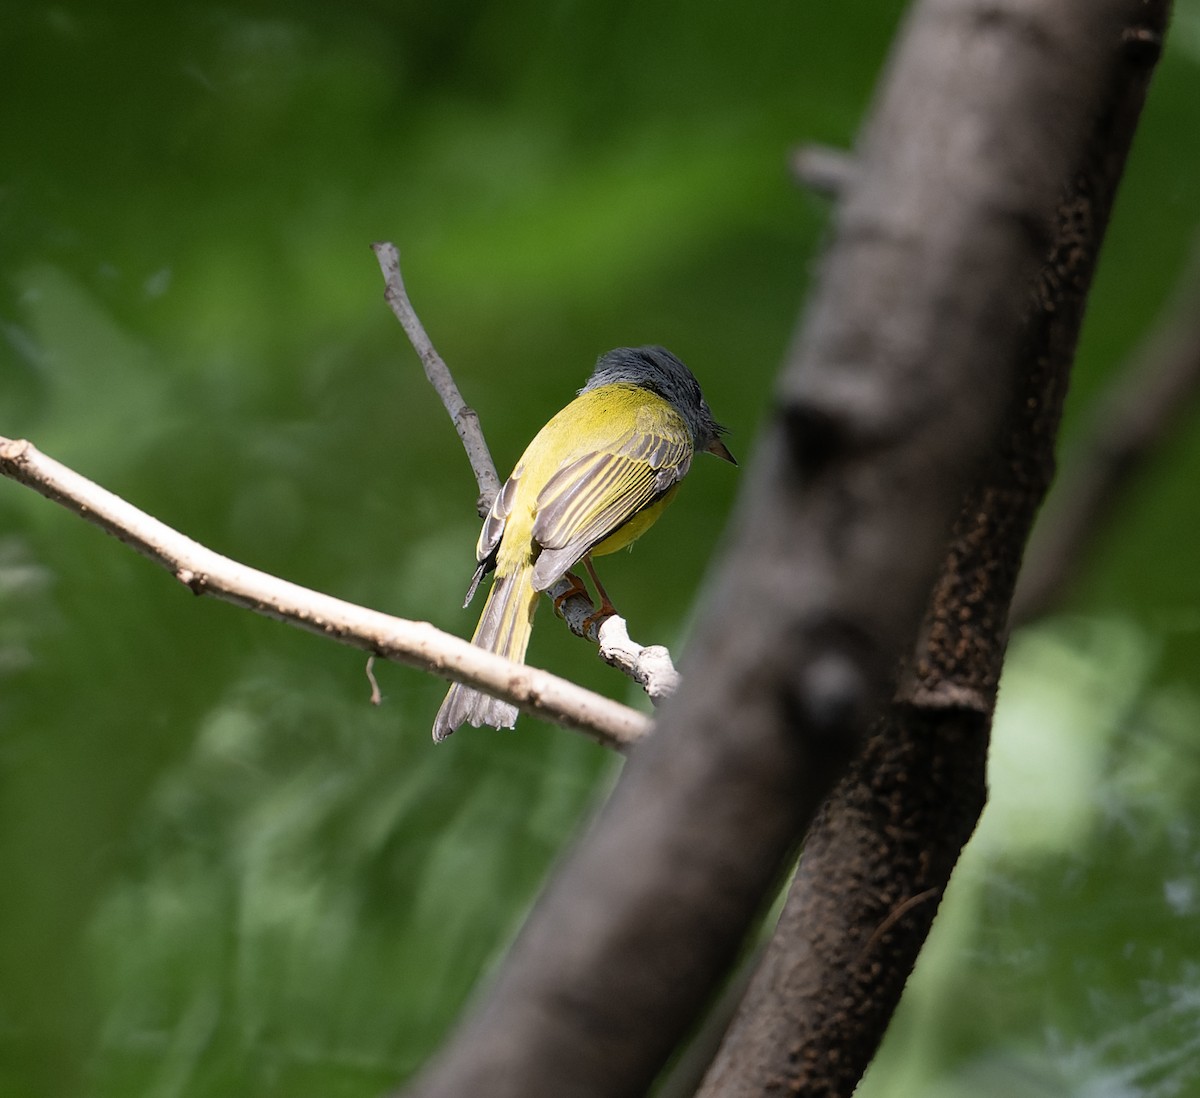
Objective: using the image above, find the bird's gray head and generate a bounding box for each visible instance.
[582,345,733,460]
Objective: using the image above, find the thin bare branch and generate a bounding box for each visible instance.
[0,436,649,751]
[371,241,502,515]
[548,579,681,702]
[1012,233,1200,624]
[595,617,680,702]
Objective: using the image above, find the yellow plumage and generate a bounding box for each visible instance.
[432,348,732,741]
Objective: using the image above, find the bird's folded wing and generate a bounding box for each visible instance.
[529,431,691,591]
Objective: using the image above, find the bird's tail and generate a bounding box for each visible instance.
[432,567,538,742]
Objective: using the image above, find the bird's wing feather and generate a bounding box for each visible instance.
[476,469,519,563]
[530,429,691,590]
[464,470,521,605]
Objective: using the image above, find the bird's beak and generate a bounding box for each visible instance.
[705,438,737,465]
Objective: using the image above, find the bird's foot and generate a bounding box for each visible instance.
[552,571,591,617]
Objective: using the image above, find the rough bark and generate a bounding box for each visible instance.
[400,1,1135,1095]
[694,3,1169,1095]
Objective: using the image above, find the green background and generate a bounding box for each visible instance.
[2,3,1199,1095]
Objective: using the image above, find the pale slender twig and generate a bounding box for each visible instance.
[0,436,649,751]
[370,242,502,515]
[365,655,382,706]
[372,241,682,703]
[549,580,681,703]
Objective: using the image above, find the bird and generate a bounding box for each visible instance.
[432,345,735,741]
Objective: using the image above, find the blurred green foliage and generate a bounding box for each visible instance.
[2,1,1199,1095]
